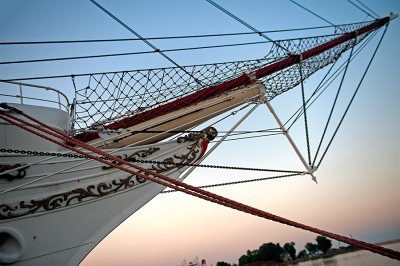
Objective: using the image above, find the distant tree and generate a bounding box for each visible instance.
[246,249,260,263]
[216,262,231,266]
[258,242,283,262]
[297,250,307,258]
[238,255,249,266]
[305,242,318,255]
[316,236,332,254]
[283,242,296,260]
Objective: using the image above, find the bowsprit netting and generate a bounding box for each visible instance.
[260,30,370,99]
[74,58,271,130]
[72,18,382,134]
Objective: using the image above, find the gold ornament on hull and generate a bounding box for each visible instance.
[0,127,217,220]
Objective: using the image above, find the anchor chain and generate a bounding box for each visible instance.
[0,148,303,174]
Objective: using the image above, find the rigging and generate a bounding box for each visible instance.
[289,0,342,30]
[316,24,388,168]
[0,40,278,65]
[0,24,344,46]
[284,28,379,130]
[88,0,205,87]
[205,0,290,53]
[346,0,379,19]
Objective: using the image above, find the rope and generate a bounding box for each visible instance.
[284,28,378,131]
[0,24,353,45]
[1,19,379,46]
[4,31,372,65]
[205,0,290,53]
[289,0,345,32]
[1,107,399,260]
[212,132,283,143]
[298,59,312,166]
[0,18,385,82]
[312,43,355,167]
[209,103,252,127]
[0,40,274,65]
[88,0,204,87]
[346,0,379,19]
[284,59,339,129]
[317,24,388,168]
[354,0,380,18]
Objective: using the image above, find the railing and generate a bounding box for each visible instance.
[0,81,70,113]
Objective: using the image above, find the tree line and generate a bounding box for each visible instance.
[216,235,332,266]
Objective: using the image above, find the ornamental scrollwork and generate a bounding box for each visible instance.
[0,163,29,181]
[153,127,217,173]
[0,127,218,220]
[0,175,137,219]
[102,146,160,170]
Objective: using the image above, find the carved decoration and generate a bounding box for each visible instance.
[0,127,217,220]
[0,164,29,181]
[102,147,160,170]
[152,127,217,173]
[0,176,135,219]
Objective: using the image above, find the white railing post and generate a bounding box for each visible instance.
[58,92,61,110]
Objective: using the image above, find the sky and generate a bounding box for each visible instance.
[0,1,399,265]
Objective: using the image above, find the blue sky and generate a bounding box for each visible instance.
[1,1,399,265]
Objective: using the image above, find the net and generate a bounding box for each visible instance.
[72,19,381,135]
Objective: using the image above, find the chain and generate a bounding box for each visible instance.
[0,148,304,174]
[1,148,87,158]
[162,173,302,193]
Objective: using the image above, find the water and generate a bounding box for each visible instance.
[294,242,400,266]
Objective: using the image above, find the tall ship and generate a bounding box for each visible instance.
[0,1,399,265]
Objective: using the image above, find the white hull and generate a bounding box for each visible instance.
[0,103,217,265]
[2,176,170,265]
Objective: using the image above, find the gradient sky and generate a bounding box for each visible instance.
[0,1,399,265]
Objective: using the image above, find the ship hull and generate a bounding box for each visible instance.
[0,116,216,265]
